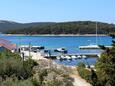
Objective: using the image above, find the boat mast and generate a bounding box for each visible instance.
[96,22,98,45]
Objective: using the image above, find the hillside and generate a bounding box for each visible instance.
[1,20,115,34]
[0,20,53,32]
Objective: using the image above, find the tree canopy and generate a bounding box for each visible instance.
[95,34,115,86]
[5,21,115,35]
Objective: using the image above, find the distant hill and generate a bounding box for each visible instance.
[1,20,115,34]
[0,20,54,32]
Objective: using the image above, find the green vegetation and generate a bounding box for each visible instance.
[95,34,115,86]
[0,50,38,86]
[0,50,73,86]
[78,34,115,86]
[33,60,73,86]
[0,20,52,32]
[77,62,97,86]
[5,21,115,35]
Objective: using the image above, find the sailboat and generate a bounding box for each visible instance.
[79,22,100,49]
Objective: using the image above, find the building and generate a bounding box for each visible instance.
[0,38,16,52]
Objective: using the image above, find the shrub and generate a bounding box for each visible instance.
[77,62,98,85]
[0,51,73,86]
[0,78,35,86]
[0,50,38,80]
[33,60,73,86]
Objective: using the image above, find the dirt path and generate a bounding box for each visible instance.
[69,67,91,86]
[71,75,91,86]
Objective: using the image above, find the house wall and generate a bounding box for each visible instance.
[0,46,7,51]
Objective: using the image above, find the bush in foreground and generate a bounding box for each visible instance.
[77,62,98,86]
[0,50,73,86]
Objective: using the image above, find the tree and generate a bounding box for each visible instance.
[96,33,115,86]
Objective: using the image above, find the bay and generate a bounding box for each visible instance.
[0,35,112,66]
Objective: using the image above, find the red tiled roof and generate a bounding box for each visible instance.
[0,38,16,50]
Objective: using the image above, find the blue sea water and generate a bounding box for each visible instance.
[0,35,112,66]
[55,58,97,66]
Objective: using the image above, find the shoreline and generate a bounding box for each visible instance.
[4,34,107,37]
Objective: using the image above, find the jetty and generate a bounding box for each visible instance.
[79,45,112,49]
[18,45,102,60]
[44,50,101,60]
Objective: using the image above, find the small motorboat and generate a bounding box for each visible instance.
[65,55,72,60]
[77,55,82,59]
[82,55,87,59]
[60,55,66,60]
[56,56,61,60]
[54,48,67,53]
[71,55,77,59]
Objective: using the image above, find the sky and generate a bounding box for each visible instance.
[0,0,115,23]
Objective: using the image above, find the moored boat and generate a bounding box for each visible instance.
[77,55,82,59]
[54,48,67,53]
[82,55,87,59]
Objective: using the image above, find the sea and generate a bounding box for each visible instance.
[0,35,113,66]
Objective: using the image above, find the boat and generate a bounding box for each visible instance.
[56,56,61,60]
[79,22,99,49]
[54,48,67,53]
[71,55,77,59]
[77,55,82,59]
[65,55,72,60]
[61,55,67,60]
[82,55,87,59]
[56,55,66,60]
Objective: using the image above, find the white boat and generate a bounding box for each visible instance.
[65,55,72,60]
[56,56,64,60]
[56,56,61,60]
[61,55,67,60]
[77,55,82,59]
[54,48,67,53]
[71,55,77,59]
[82,55,87,59]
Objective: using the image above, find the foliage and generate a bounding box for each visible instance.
[0,54,36,80]
[77,63,91,82]
[96,38,115,86]
[5,21,115,34]
[33,60,73,86]
[0,51,73,86]
[0,49,21,59]
[109,33,115,38]
[77,62,86,68]
[78,34,115,86]
[0,50,39,86]
[0,77,38,86]
[77,62,99,86]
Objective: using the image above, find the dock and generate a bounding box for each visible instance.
[18,45,102,60]
[43,50,101,60]
[79,45,112,49]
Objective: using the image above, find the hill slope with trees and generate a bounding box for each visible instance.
[4,21,115,35]
[0,20,53,32]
